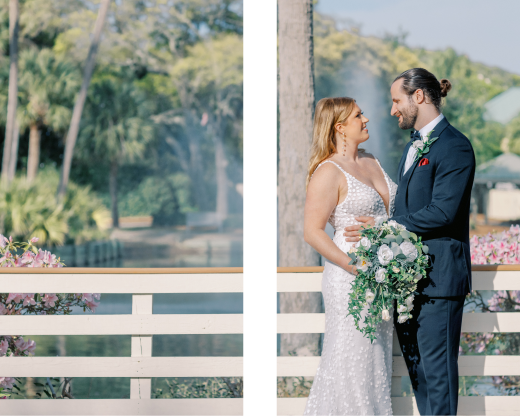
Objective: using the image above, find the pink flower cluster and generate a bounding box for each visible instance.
[0,236,102,395]
[470,225,520,265]
[0,336,36,389]
[0,236,62,268]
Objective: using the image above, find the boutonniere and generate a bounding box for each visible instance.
[412,130,439,163]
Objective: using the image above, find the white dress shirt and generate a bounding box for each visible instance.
[402,113,445,175]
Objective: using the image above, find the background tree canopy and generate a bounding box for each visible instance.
[0,0,243,243]
[313,13,520,179]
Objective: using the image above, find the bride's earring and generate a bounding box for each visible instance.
[342,133,346,156]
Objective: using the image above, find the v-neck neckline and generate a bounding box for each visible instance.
[331,159,391,217]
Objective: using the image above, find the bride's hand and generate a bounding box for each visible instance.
[343,216,375,242]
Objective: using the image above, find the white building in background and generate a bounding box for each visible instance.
[474,153,520,222]
[484,87,520,125]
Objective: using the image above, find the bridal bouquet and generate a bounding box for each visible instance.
[346,220,430,342]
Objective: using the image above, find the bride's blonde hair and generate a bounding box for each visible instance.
[307,97,360,187]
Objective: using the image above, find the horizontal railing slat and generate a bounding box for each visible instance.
[0,399,242,415]
[0,314,242,335]
[1,357,242,377]
[277,271,520,292]
[0,274,243,293]
[277,397,520,415]
[0,267,243,274]
[277,356,520,377]
[278,312,520,333]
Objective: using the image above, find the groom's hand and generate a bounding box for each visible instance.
[343,216,375,242]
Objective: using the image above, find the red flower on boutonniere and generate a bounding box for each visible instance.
[419,158,429,166]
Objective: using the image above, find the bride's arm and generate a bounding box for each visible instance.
[304,165,357,274]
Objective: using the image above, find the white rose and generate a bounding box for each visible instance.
[360,237,372,249]
[397,304,408,313]
[400,241,418,262]
[386,220,405,232]
[405,295,415,312]
[377,244,394,265]
[387,220,399,229]
[397,314,409,324]
[382,309,391,321]
[412,140,425,150]
[375,268,386,283]
[365,290,375,303]
[356,259,371,272]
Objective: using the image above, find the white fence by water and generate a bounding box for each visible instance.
[277,265,520,416]
[0,267,243,415]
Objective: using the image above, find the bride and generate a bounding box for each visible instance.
[303,97,397,415]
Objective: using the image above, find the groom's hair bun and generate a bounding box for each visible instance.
[440,79,452,97]
[393,68,450,112]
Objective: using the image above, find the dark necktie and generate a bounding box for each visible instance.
[410,130,421,142]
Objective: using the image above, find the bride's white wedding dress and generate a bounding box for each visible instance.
[304,159,398,416]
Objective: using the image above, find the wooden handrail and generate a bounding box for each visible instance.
[277,265,520,272]
[0,267,243,274]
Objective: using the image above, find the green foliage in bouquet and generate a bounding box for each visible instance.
[347,220,430,343]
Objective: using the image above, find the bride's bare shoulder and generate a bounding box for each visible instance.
[309,160,344,186]
[360,151,376,161]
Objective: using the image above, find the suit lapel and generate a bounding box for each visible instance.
[402,116,451,193]
[398,142,411,183]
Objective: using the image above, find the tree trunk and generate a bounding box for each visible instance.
[109,160,119,228]
[27,124,41,182]
[57,0,111,200]
[213,133,228,224]
[278,0,322,357]
[1,0,19,187]
[8,120,20,181]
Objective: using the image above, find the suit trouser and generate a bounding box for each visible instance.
[394,295,465,415]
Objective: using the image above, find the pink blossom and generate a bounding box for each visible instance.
[30,237,39,243]
[42,294,58,308]
[5,294,22,304]
[0,378,14,389]
[0,340,8,356]
[22,294,36,307]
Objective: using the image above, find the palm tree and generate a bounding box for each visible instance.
[17,48,80,182]
[76,77,154,228]
[278,0,322,357]
[1,0,19,186]
[57,0,111,200]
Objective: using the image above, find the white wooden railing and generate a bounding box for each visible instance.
[0,267,243,415]
[277,265,520,416]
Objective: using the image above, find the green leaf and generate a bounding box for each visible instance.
[400,230,410,239]
[395,235,403,244]
[422,245,429,254]
[396,254,407,260]
[409,232,418,241]
[348,252,357,264]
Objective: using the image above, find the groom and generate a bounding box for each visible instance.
[345,68,475,415]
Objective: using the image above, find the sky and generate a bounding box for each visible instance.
[316,0,520,75]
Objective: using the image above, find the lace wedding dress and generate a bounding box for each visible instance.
[304,159,398,416]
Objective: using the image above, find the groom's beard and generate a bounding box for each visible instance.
[398,102,418,130]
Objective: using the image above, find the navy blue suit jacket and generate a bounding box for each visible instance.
[390,117,476,297]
